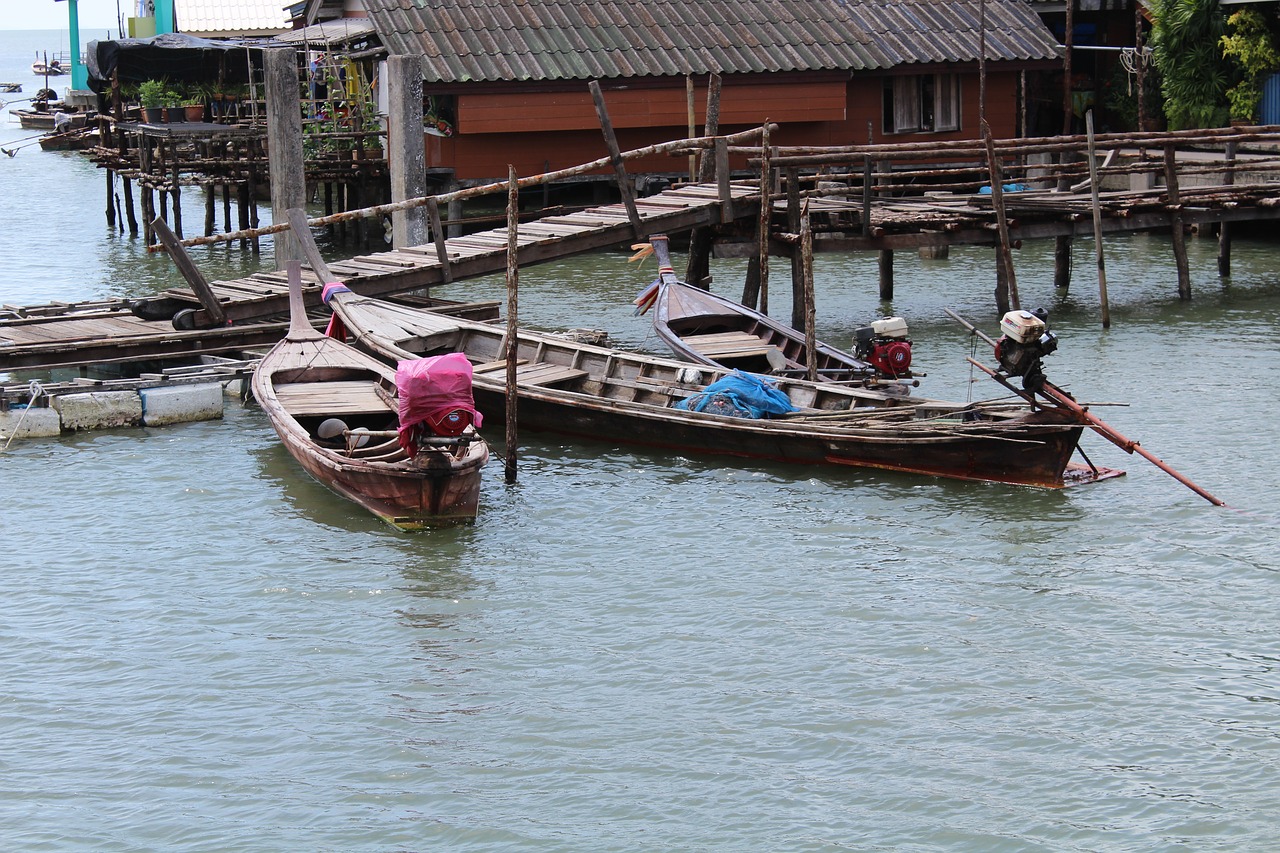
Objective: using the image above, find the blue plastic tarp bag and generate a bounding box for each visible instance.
[675,371,798,418]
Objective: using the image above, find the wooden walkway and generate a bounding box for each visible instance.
[0,182,759,371]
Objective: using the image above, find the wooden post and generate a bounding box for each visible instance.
[862,155,873,237]
[388,55,427,248]
[204,183,216,236]
[426,197,451,286]
[171,166,183,240]
[588,80,644,240]
[264,47,306,268]
[754,122,771,313]
[1054,236,1072,290]
[685,73,723,283]
[237,181,251,247]
[103,169,113,227]
[1164,146,1191,300]
[800,204,817,382]
[994,251,1010,315]
[878,250,894,301]
[686,74,696,183]
[982,120,1020,311]
[715,137,733,222]
[222,183,232,234]
[1219,140,1236,278]
[1085,111,1111,328]
[151,217,228,326]
[122,177,138,236]
[787,167,804,328]
[504,165,520,484]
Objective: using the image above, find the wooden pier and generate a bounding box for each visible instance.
[4,124,1279,374]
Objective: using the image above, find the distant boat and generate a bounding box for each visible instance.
[39,126,96,151]
[0,83,22,93]
[11,107,91,132]
[31,57,68,76]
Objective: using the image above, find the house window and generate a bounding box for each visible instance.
[883,74,960,134]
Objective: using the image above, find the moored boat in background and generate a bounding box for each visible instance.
[639,235,914,388]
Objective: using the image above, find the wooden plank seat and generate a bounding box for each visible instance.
[472,359,588,387]
[682,331,778,359]
[273,380,394,417]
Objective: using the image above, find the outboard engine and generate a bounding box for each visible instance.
[994,308,1058,389]
[854,316,913,377]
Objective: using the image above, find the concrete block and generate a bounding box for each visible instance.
[0,406,63,441]
[54,391,142,431]
[139,382,224,426]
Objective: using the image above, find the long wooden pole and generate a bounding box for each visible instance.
[982,120,1020,311]
[800,203,817,382]
[1085,111,1112,328]
[504,165,520,484]
[756,121,771,315]
[946,310,1226,507]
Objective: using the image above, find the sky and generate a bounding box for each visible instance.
[2,1,125,32]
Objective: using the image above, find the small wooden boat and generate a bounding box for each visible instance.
[12,107,92,132]
[38,127,96,151]
[321,289,1118,490]
[0,83,22,94]
[251,264,489,528]
[639,236,911,386]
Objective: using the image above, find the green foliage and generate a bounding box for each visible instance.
[1101,55,1166,130]
[137,78,169,108]
[1150,0,1233,129]
[1220,9,1280,121]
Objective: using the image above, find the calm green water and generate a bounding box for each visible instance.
[3,30,1280,852]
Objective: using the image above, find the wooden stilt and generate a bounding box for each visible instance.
[1085,111,1111,328]
[237,181,250,248]
[105,170,116,228]
[264,46,306,268]
[878,249,894,301]
[504,165,520,484]
[787,167,803,328]
[123,177,138,236]
[1054,236,1072,290]
[204,183,216,236]
[1164,146,1192,300]
[387,54,428,248]
[1218,140,1235,278]
[800,204,817,381]
[171,166,183,240]
[994,250,1011,316]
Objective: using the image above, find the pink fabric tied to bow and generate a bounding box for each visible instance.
[395,353,483,457]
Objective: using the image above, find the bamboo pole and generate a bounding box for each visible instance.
[589,80,644,240]
[1086,111,1111,328]
[504,165,520,484]
[800,203,818,382]
[982,120,1020,312]
[756,122,771,315]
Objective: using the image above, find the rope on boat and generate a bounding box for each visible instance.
[2,380,46,451]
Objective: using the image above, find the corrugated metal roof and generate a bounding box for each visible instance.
[361,0,1062,84]
[175,0,292,34]
[276,18,378,46]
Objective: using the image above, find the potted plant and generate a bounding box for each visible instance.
[180,84,207,122]
[1220,9,1280,124]
[138,79,167,123]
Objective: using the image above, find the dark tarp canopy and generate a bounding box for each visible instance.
[85,32,264,93]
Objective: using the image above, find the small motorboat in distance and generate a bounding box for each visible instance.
[251,263,489,529]
[637,235,914,388]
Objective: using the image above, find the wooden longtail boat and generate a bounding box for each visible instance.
[639,236,910,386]
[250,265,489,529]
[323,290,1121,490]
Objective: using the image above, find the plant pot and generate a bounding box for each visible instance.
[184,104,205,122]
[143,106,164,123]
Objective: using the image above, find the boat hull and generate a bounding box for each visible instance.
[325,293,1119,490]
[251,334,488,529]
